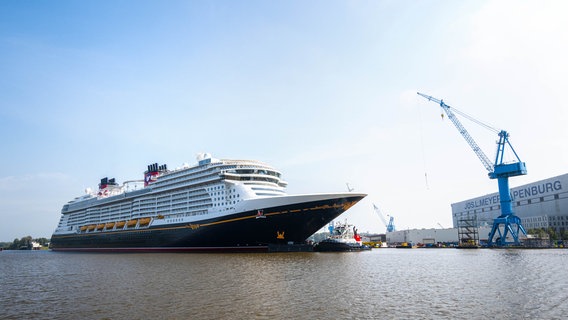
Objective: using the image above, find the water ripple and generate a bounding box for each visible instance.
[1,249,567,319]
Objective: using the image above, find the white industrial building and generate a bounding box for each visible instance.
[386,228,458,245]
[451,173,568,234]
[386,227,500,245]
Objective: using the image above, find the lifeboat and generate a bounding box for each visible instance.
[80,225,88,232]
[87,225,96,231]
[139,218,151,226]
[105,222,115,229]
[115,221,126,228]
[96,224,105,230]
[127,219,138,227]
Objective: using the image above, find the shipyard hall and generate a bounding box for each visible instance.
[451,173,568,235]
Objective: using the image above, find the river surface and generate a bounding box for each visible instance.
[1,249,566,320]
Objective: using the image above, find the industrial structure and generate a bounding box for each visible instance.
[452,173,568,237]
[382,174,566,248]
[418,93,527,246]
[456,213,480,247]
[386,228,458,246]
[385,173,567,247]
[373,203,395,233]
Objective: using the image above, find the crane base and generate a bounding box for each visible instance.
[487,214,527,246]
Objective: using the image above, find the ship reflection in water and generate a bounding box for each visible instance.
[1,249,567,319]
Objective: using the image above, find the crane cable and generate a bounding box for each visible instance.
[416,100,430,190]
[449,106,500,134]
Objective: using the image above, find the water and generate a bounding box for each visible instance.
[1,249,567,320]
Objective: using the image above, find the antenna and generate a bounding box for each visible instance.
[346,183,354,192]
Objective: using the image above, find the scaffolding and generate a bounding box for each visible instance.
[457,214,480,248]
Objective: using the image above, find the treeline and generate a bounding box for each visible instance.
[1,236,50,250]
[526,228,568,241]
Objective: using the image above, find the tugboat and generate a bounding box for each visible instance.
[314,220,370,252]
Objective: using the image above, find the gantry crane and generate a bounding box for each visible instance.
[373,203,395,233]
[417,92,528,246]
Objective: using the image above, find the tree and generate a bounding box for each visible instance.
[7,236,33,250]
[35,237,49,246]
[527,228,547,238]
[7,238,20,250]
[547,227,558,240]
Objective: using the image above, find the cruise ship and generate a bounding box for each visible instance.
[50,154,366,252]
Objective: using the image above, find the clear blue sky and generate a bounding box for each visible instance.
[1,0,566,241]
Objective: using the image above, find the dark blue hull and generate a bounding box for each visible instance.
[50,195,364,252]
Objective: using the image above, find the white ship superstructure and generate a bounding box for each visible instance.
[54,154,287,235]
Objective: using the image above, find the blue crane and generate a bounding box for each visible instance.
[387,216,395,233]
[417,92,528,246]
[373,203,395,233]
